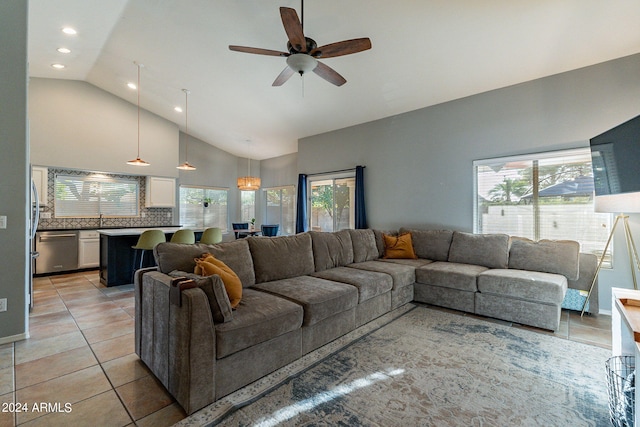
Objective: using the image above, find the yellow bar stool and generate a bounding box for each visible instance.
[131,229,166,273]
[170,229,196,244]
[199,227,222,244]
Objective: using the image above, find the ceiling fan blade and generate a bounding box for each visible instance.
[272,66,295,86]
[313,62,347,86]
[280,7,306,52]
[311,38,372,58]
[229,45,288,57]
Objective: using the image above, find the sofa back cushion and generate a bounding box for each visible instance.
[448,231,509,269]
[248,233,315,283]
[508,237,580,280]
[373,229,397,258]
[349,229,380,262]
[154,239,256,287]
[310,230,354,272]
[399,228,453,261]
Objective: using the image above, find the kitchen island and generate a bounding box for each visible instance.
[98,227,202,286]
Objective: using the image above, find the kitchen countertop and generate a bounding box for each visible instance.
[97,227,202,236]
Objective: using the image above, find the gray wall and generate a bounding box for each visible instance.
[0,0,29,341]
[29,78,179,178]
[299,53,640,312]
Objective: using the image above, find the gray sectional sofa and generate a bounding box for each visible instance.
[134,228,598,414]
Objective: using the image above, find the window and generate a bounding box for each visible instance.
[264,186,295,235]
[55,174,139,217]
[179,186,228,230]
[474,148,612,266]
[310,176,355,232]
[240,191,255,223]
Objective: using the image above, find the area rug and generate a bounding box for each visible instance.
[176,304,611,426]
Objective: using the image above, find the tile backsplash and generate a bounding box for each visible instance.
[37,168,174,230]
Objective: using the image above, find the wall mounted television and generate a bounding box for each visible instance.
[589,114,640,196]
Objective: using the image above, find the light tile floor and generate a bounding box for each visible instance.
[0,271,613,426]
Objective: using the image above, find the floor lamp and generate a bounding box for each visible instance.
[581,193,640,316]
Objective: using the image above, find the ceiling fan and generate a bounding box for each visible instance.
[229,2,371,87]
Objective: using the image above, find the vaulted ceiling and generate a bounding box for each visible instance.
[28,0,640,160]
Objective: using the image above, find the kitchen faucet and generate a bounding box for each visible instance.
[99,213,103,228]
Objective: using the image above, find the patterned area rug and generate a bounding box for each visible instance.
[177,304,610,426]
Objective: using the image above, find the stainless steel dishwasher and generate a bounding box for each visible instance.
[35,230,79,274]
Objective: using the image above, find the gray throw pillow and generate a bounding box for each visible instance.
[169,270,233,323]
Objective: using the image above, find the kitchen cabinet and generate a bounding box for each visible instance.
[78,230,100,268]
[145,176,176,208]
[32,166,48,206]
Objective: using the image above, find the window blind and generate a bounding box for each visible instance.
[54,174,139,217]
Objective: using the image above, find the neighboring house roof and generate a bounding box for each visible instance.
[521,176,594,199]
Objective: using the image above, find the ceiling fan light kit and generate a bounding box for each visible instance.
[228,2,371,87]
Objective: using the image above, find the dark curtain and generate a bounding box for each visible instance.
[295,173,308,233]
[355,165,368,229]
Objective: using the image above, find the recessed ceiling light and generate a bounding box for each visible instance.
[174,106,183,113]
[127,82,137,90]
[57,47,71,54]
[62,27,77,35]
[51,63,65,69]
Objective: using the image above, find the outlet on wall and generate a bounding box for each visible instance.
[0,298,7,312]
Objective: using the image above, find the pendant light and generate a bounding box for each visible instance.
[127,62,150,166]
[176,88,196,170]
[237,141,261,191]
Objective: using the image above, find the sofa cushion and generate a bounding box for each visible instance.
[415,261,488,292]
[448,231,509,269]
[194,254,242,308]
[311,266,392,302]
[251,276,358,326]
[399,228,453,261]
[508,237,580,280]
[478,269,568,305]
[373,229,398,258]
[154,240,255,287]
[348,229,379,262]
[168,270,233,324]
[248,233,315,283]
[348,260,416,290]
[214,288,303,359]
[383,233,418,259]
[310,230,354,272]
[377,258,434,268]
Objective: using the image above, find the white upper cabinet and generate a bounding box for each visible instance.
[145,176,176,208]
[32,166,48,206]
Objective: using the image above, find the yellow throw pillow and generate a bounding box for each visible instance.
[383,233,418,259]
[194,254,242,308]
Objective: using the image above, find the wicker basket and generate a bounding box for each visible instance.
[606,355,635,427]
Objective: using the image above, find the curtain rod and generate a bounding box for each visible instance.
[306,166,365,177]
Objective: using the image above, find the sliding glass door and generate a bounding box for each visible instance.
[309,177,355,232]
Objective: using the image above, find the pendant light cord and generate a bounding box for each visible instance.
[137,63,141,158]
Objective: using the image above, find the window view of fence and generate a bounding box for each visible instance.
[179,186,228,230]
[474,148,612,266]
[310,177,355,232]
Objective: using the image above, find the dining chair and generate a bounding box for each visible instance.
[261,224,279,237]
[232,222,249,239]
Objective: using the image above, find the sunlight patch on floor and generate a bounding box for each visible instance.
[252,368,405,427]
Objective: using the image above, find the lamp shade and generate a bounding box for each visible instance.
[594,192,640,213]
[286,54,318,75]
[237,176,261,191]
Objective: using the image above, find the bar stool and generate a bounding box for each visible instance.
[131,229,166,273]
[200,227,222,244]
[170,229,195,244]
